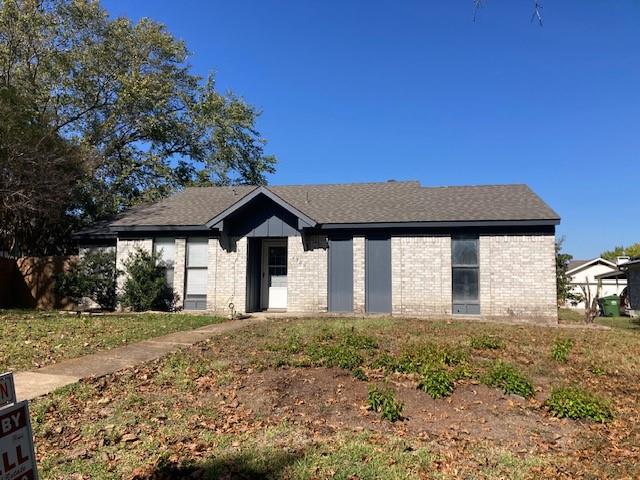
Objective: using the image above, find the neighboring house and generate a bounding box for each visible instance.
[565,257,628,309]
[74,181,560,323]
[595,258,640,317]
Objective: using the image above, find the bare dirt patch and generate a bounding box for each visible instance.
[237,366,577,450]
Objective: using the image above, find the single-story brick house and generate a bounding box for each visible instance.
[75,181,560,323]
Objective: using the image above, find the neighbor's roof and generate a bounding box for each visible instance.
[567,260,590,272]
[566,257,618,274]
[107,181,559,229]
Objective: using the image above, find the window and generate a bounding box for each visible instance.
[452,236,480,314]
[185,238,208,310]
[154,238,175,288]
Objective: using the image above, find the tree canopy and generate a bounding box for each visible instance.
[555,238,574,306]
[0,0,275,255]
[601,243,640,262]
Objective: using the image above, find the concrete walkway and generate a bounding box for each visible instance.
[14,317,262,401]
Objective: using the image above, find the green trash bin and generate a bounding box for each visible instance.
[600,295,620,317]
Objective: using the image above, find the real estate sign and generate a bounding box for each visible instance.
[0,374,16,409]
[0,372,38,480]
[0,401,37,480]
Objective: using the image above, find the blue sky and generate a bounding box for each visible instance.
[102,0,639,259]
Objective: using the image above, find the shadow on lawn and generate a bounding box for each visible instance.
[137,449,304,480]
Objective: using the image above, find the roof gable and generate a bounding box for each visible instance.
[205,186,316,230]
[566,257,617,275]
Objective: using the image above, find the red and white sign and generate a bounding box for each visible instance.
[0,374,15,409]
[0,401,38,480]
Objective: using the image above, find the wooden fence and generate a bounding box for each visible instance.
[0,256,77,309]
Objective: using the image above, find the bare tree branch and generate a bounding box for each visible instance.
[531,1,543,26]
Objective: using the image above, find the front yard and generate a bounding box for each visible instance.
[31,316,640,479]
[0,310,224,372]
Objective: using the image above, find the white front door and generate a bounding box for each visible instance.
[261,239,288,310]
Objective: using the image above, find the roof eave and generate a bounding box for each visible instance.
[318,219,560,229]
[110,225,211,232]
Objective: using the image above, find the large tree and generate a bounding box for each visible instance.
[0,0,275,255]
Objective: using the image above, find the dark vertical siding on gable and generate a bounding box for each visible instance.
[328,238,354,312]
[227,202,300,237]
[365,235,392,313]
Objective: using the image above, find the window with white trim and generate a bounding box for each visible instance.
[185,238,208,310]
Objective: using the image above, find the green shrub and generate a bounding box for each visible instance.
[551,338,574,363]
[483,361,534,398]
[367,385,404,422]
[545,387,612,422]
[418,367,454,399]
[120,248,176,311]
[470,334,504,350]
[55,249,118,310]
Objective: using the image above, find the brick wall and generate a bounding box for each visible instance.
[479,234,557,323]
[287,234,328,312]
[173,238,186,309]
[112,232,557,323]
[391,235,452,316]
[353,236,365,313]
[210,236,247,315]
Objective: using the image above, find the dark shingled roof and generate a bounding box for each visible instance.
[108,181,559,228]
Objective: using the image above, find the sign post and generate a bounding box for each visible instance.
[0,373,38,480]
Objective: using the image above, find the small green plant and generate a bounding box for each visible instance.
[370,352,399,371]
[483,361,534,398]
[545,387,613,422]
[418,367,454,399]
[266,334,304,354]
[340,331,378,350]
[451,361,475,381]
[551,338,574,362]
[385,343,467,374]
[589,365,606,376]
[367,385,404,422]
[306,329,377,372]
[308,344,363,370]
[470,334,504,350]
[352,367,368,381]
